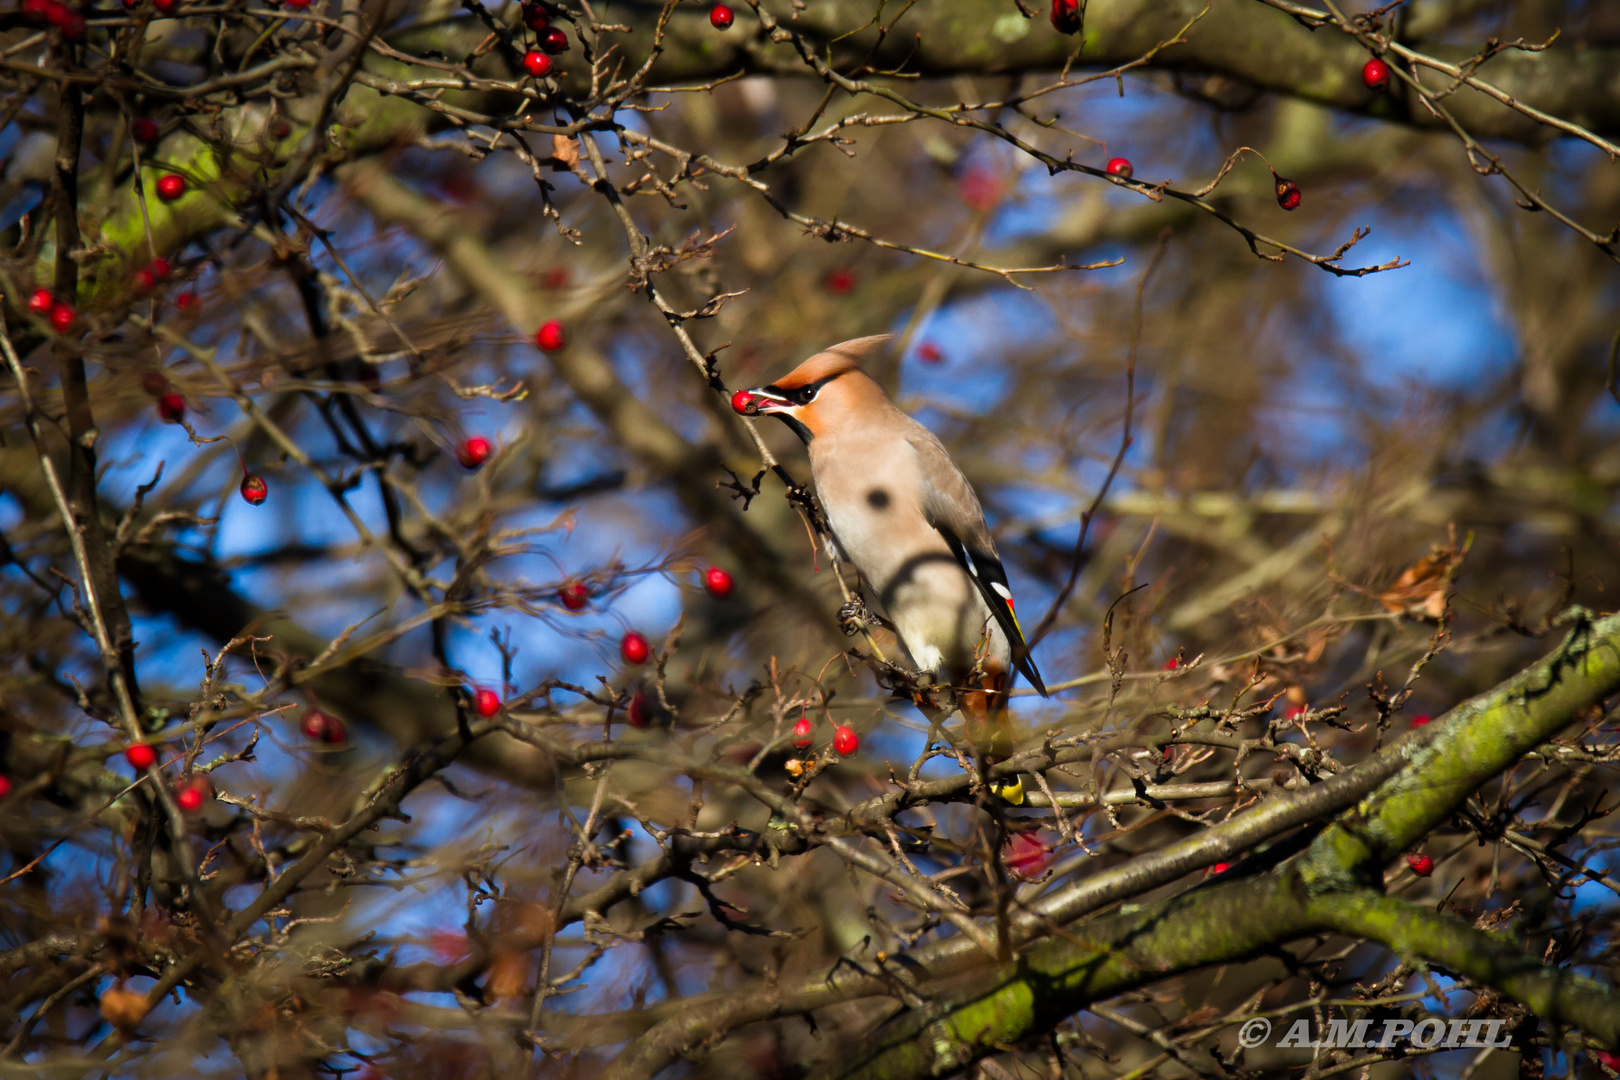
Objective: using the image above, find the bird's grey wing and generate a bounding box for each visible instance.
[907,431,1047,696]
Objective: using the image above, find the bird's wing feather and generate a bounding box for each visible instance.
[907,432,1048,697]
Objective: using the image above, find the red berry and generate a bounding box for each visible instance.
[149,256,172,278]
[1275,176,1300,211]
[1162,656,1178,671]
[792,716,813,748]
[832,725,859,756]
[620,631,650,665]
[125,744,157,770]
[458,436,492,469]
[539,25,567,53]
[22,0,48,22]
[1410,713,1432,728]
[240,474,268,505]
[176,291,198,311]
[557,582,589,611]
[916,341,943,364]
[535,320,567,352]
[284,0,310,8]
[62,12,86,39]
[175,782,206,812]
[43,1,67,24]
[152,0,176,13]
[49,303,75,333]
[0,775,11,799]
[1405,852,1434,877]
[1285,704,1306,719]
[268,117,291,138]
[709,3,733,29]
[134,268,158,294]
[131,118,160,142]
[28,288,54,314]
[1003,830,1052,878]
[142,370,170,395]
[627,689,649,728]
[157,392,186,422]
[730,390,758,415]
[301,709,345,742]
[824,268,855,294]
[522,50,552,77]
[1597,1052,1620,1073]
[1209,861,1232,875]
[1362,57,1391,90]
[473,688,502,717]
[542,267,568,289]
[522,3,548,29]
[1105,156,1133,179]
[155,174,186,201]
[703,566,734,599]
[1050,0,1080,33]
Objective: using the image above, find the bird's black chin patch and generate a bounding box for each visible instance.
[772,414,813,445]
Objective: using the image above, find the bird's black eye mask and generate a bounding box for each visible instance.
[760,372,840,407]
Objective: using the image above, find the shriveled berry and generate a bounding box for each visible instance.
[792,716,813,748]
[1105,156,1133,179]
[620,631,650,665]
[1275,176,1301,211]
[539,25,568,53]
[28,288,54,314]
[458,436,492,469]
[157,392,186,422]
[49,303,75,333]
[522,50,552,77]
[709,3,733,29]
[1362,57,1391,90]
[703,566,734,598]
[522,3,548,29]
[155,173,186,201]
[240,474,268,505]
[1406,852,1434,877]
[535,320,567,352]
[1049,0,1080,33]
[473,688,502,717]
[557,582,589,611]
[125,743,157,770]
[832,725,859,756]
[131,117,160,142]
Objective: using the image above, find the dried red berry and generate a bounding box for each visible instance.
[28,288,54,314]
[792,716,813,748]
[1049,0,1080,33]
[131,117,160,142]
[1405,852,1434,877]
[458,436,492,469]
[522,3,548,29]
[620,631,650,665]
[539,25,568,54]
[522,50,552,77]
[1275,176,1301,211]
[155,173,186,201]
[473,688,502,717]
[709,3,733,29]
[157,392,186,423]
[703,566,734,598]
[535,319,567,352]
[1105,156,1133,179]
[832,725,859,756]
[1362,57,1391,90]
[125,743,157,770]
[240,474,268,505]
[557,582,589,611]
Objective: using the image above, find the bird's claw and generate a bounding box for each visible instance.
[837,598,874,637]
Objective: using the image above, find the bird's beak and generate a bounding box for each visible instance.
[731,388,793,416]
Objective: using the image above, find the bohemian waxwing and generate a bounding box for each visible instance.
[736,335,1047,752]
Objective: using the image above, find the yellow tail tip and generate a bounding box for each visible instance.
[991,778,1025,805]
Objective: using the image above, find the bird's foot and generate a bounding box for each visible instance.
[837,597,875,637]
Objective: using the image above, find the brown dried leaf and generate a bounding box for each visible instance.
[100,985,149,1030]
[552,134,580,171]
[1379,545,1463,618]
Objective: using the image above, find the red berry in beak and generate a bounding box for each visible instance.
[833,725,859,756]
[1362,57,1391,90]
[703,566,734,598]
[730,390,759,415]
[709,3,733,29]
[240,475,268,505]
[1405,852,1434,876]
[1105,156,1133,179]
[620,631,650,665]
[535,320,567,352]
[458,436,492,469]
[473,688,502,717]
[125,743,157,769]
[792,716,813,748]
[28,288,54,314]
[1050,0,1080,33]
[557,582,589,611]
[1275,177,1301,211]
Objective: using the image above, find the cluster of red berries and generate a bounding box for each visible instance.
[27,288,76,333]
[143,370,187,423]
[22,0,86,40]
[519,2,568,58]
[787,714,860,756]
